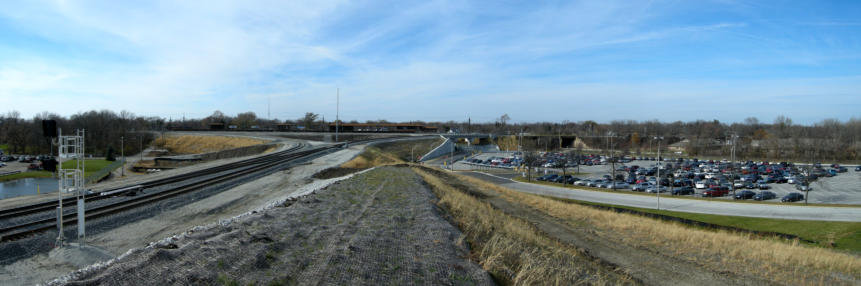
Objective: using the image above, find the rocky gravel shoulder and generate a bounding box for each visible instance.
[53,166,493,286]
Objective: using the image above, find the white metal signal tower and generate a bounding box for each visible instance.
[56,129,86,246]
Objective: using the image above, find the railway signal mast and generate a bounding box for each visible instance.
[56,129,87,246]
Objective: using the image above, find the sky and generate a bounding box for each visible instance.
[0,0,860,125]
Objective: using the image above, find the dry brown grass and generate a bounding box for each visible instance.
[455,174,861,285]
[152,135,265,154]
[414,168,632,286]
[340,146,405,168]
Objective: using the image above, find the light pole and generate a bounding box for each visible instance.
[655,136,664,210]
[609,131,616,191]
[120,136,124,177]
[335,88,339,142]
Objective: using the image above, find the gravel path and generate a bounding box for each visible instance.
[53,167,493,286]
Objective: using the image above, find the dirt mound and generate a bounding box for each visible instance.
[55,167,493,285]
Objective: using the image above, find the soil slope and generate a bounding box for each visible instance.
[54,167,493,285]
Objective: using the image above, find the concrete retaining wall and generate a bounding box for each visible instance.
[153,143,278,168]
[419,136,454,162]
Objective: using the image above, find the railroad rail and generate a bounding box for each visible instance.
[0,136,434,242]
[0,142,325,242]
[0,143,306,221]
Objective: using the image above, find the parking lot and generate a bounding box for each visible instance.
[456,153,861,205]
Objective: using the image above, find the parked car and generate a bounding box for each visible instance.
[645,185,668,193]
[795,184,813,192]
[610,182,630,189]
[781,192,805,202]
[574,179,591,186]
[856,166,861,172]
[671,186,694,195]
[754,191,776,201]
[758,183,770,190]
[734,190,756,200]
[537,174,558,181]
[703,187,729,197]
[632,182,650,192]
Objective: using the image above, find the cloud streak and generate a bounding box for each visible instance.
[0,0,858,124]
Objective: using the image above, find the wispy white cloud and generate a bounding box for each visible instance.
[0,0,858,124]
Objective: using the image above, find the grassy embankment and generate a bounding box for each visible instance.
[151,135,266,155]
[510,175,861,251]
[415,168,632,285]
[0,171,53,182]
[315,138,444,179]
[452,173,861,285]
[348,141,861,284]
[342,142,632,284]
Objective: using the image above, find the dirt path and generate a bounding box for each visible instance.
[51,167,493,285]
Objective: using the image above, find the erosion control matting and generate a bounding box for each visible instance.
[53,166,493,285]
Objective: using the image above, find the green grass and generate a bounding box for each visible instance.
[61,159,116,178]
[0,144,8,151]
[544,195,861,253]
[0,171,53,182]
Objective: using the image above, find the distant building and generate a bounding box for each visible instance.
[328,123,438,133]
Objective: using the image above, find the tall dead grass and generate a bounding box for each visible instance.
[414,168,632,286]
[340,147,404,169]
[456,174,861,285]
[152,135,265,154]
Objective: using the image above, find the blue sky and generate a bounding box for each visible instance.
[1,1,860,124]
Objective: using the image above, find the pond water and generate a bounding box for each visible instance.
[0,177,59,200]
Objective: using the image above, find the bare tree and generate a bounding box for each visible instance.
[522,151,539,181]
[300,112,319,130]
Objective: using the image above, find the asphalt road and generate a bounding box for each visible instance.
[461,171,861,222]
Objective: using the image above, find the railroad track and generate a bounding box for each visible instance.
[0,143,306,221]
[0,142,338,242]
[0,135,435,242]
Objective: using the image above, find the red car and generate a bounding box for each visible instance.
[703,187,729,197]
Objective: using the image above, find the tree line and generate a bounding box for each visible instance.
[444,114,861,163]
[0,110,158,157]
[3,109,859,163]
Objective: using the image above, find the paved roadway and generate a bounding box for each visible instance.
[462,171,861,222]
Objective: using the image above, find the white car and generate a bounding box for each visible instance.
[695,181,707,189]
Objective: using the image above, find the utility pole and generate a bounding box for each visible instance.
[730,134,737,196]
[609,131,616,191]
[655,136,664,210]
[518,127,524,152]
[120,136,124,177]
[335,88,339,142]
[139,135,143,162]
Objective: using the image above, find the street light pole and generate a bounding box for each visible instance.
[656,136,664,210]
[120,136,124,177]
[335,88,339,142]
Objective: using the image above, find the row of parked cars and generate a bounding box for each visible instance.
[0,154,53,163]
[533,156,834,202]
[464,152,524,169]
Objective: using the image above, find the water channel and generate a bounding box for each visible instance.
[0,177,59,200]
